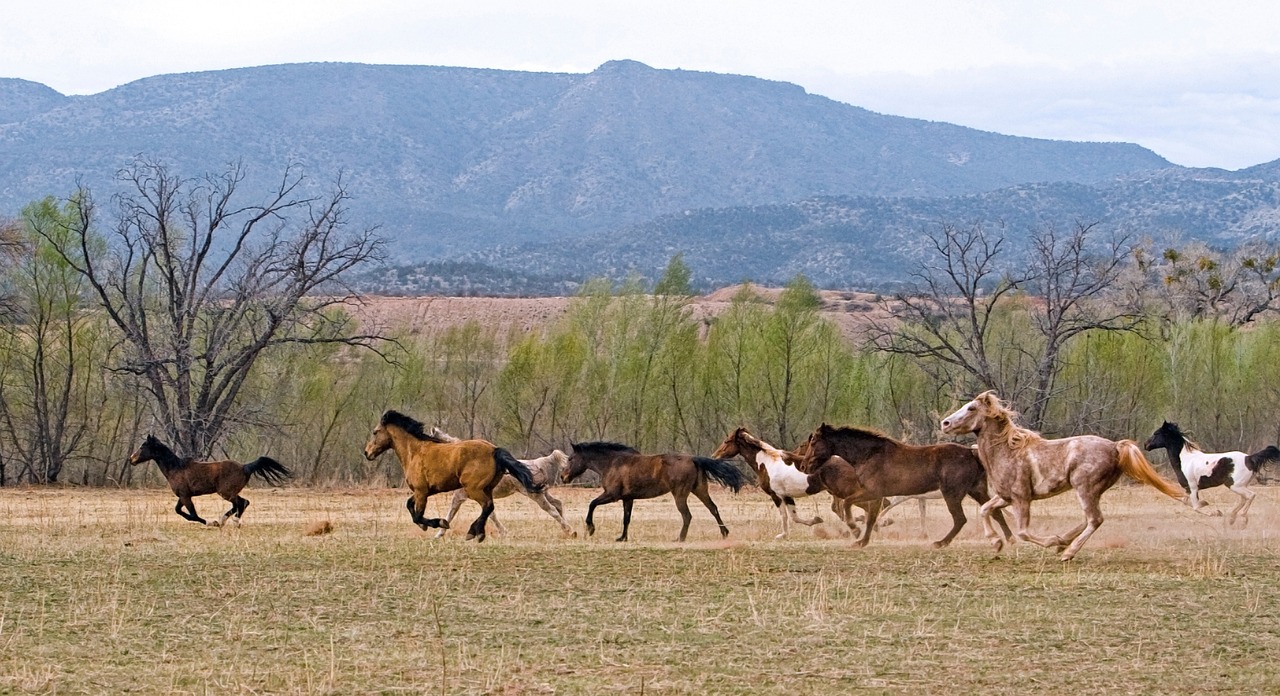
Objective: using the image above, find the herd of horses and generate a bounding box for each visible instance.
[128,390,1280,561]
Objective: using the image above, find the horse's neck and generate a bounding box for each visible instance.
[152,448,187,476]
[831,434,884,460]
[389,430,438,469]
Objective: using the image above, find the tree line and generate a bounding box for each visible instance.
[1,161,1278,486]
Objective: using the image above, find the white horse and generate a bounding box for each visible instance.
[1145,421,1280,526]
[430,427,576,538]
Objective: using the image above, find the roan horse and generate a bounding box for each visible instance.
[428,427,576,538]
[363,410,541,542]
[1145,421,1280,526]
[804,423,1011,548]
[129,434,292,526]
[561,441,748,541]
[941,391,1186,561]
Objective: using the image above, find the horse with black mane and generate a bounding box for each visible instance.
[1145,421,1280,526]
[561,441,747,542]
[129,434,292,526]
[803,423,1011,548]
[363,410,541,542]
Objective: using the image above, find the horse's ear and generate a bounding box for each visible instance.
[569,442,578,451]
[977,390,999,404]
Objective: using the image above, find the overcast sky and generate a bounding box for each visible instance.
[4,1,1279,170]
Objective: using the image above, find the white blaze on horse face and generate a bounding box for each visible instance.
[940,398,980,435]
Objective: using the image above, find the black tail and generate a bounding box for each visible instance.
[694,456,748,492]
[1246,445,1280,473]
[244,456,292,486]
[495,447,544,493]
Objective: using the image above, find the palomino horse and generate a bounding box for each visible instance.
[804,424,1011,548]
[1145,421,1280,526]
[363,410,541,542]
[129,434,291,526]
[429,427,575,538]
[941,391,1186,561]
[561,441,748,542]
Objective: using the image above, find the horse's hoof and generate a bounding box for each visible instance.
[205,520,220,528]
[586,526,595,537]
[880,519,894,527]
[1211,510,1223,517]
[931,540,947,549]
[992,539,1004,553]
[1059,553,1075,562]
[774,533,787,540]
[466,532,485,542]
[433,530,446,539]
[438,520,450,529]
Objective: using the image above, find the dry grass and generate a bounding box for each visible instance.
[2,484,1278,694]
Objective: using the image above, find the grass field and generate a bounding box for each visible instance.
[1,484,1278,694]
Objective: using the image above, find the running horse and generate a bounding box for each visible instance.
[129,434,292,526]
[561,441,748,542]
[363,410,541,542]
[1145,421,1280,526]
[941,391,1186,561]
[803,423,1011,548]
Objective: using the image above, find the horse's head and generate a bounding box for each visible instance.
[561,443,589,484]
[1144,421,1181,451]
[940,390,1000,436]
[364,422,393,460]
[128,434,163,465]
[803,423,837,468]
[710,428,749,460]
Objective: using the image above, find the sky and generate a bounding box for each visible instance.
[4,1,1280,170]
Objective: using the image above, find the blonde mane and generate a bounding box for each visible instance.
[983,397,1044,453]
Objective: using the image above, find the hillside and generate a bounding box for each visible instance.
[2,60,1169,257]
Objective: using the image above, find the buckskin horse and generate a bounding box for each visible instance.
[362,410,541,542]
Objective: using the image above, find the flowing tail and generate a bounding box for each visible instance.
[495,447,545,493]
[1245,445,1280,473]
[244,457,292,486]
[1115,440,1186,501]
[694,456,748,493]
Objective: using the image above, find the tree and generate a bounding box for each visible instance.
[868,221,1138,430]
[41,159,384,458]
[1135,241,1280,326]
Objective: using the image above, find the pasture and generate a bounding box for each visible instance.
[1,485,1278,694]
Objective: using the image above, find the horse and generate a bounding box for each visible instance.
[561,441,748,542]
[804,423,1012,548]
[363,410,542,542]
[128,434,292,526]
[428,427,576,538]
[878,492,943,535]
[941,391,1186,561]
[1144,421,1280,526]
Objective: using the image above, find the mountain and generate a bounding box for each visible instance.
[2,60,1169,257]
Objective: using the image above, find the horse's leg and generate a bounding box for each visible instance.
[407,488,445,531]
[174,496,208,525]
[1059,486,1107,561]
[1227,484,1255,527]
[776,495,791,540]
[1007,497,1059,549]
[932,492,967,549]
[436,489,469,538]
[841,498,862,536]
[917,498,928,536]
[617,499,633,542]
[214,494,238,527]
[977,495,1010,552]
[530,490,576,537]
[673,491,694,542]
[466,494,495,542]
[852,498,882,548]
[785,496,823,527]
[584,490,620,537]
[693,485,730,539]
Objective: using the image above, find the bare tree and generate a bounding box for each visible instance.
[868,221,1138,429]
[40,159,385,458]
[1136,241,1280,326]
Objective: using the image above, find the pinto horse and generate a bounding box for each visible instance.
[129,434,292,526]
[561,441,747,542]
[429,427,575,538]
[804,423,1011,548]
[363,410,541,542]
[1145,421,1280,526]
[942,391,1186,561]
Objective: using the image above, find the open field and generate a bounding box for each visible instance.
[2,485,1278,694]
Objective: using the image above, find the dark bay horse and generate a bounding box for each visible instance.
[942,391,1186,561]
[803,423,1011,548]
[1145,421,1280,526]
[363,410,541,542]
[129,434,292,526]
[561,441,748,542]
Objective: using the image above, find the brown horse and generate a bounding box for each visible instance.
[803,423,1012,548]
[942,391,1186,560]
[129,434,292,526]
[561,441,748,541]
[363,410,541,542]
